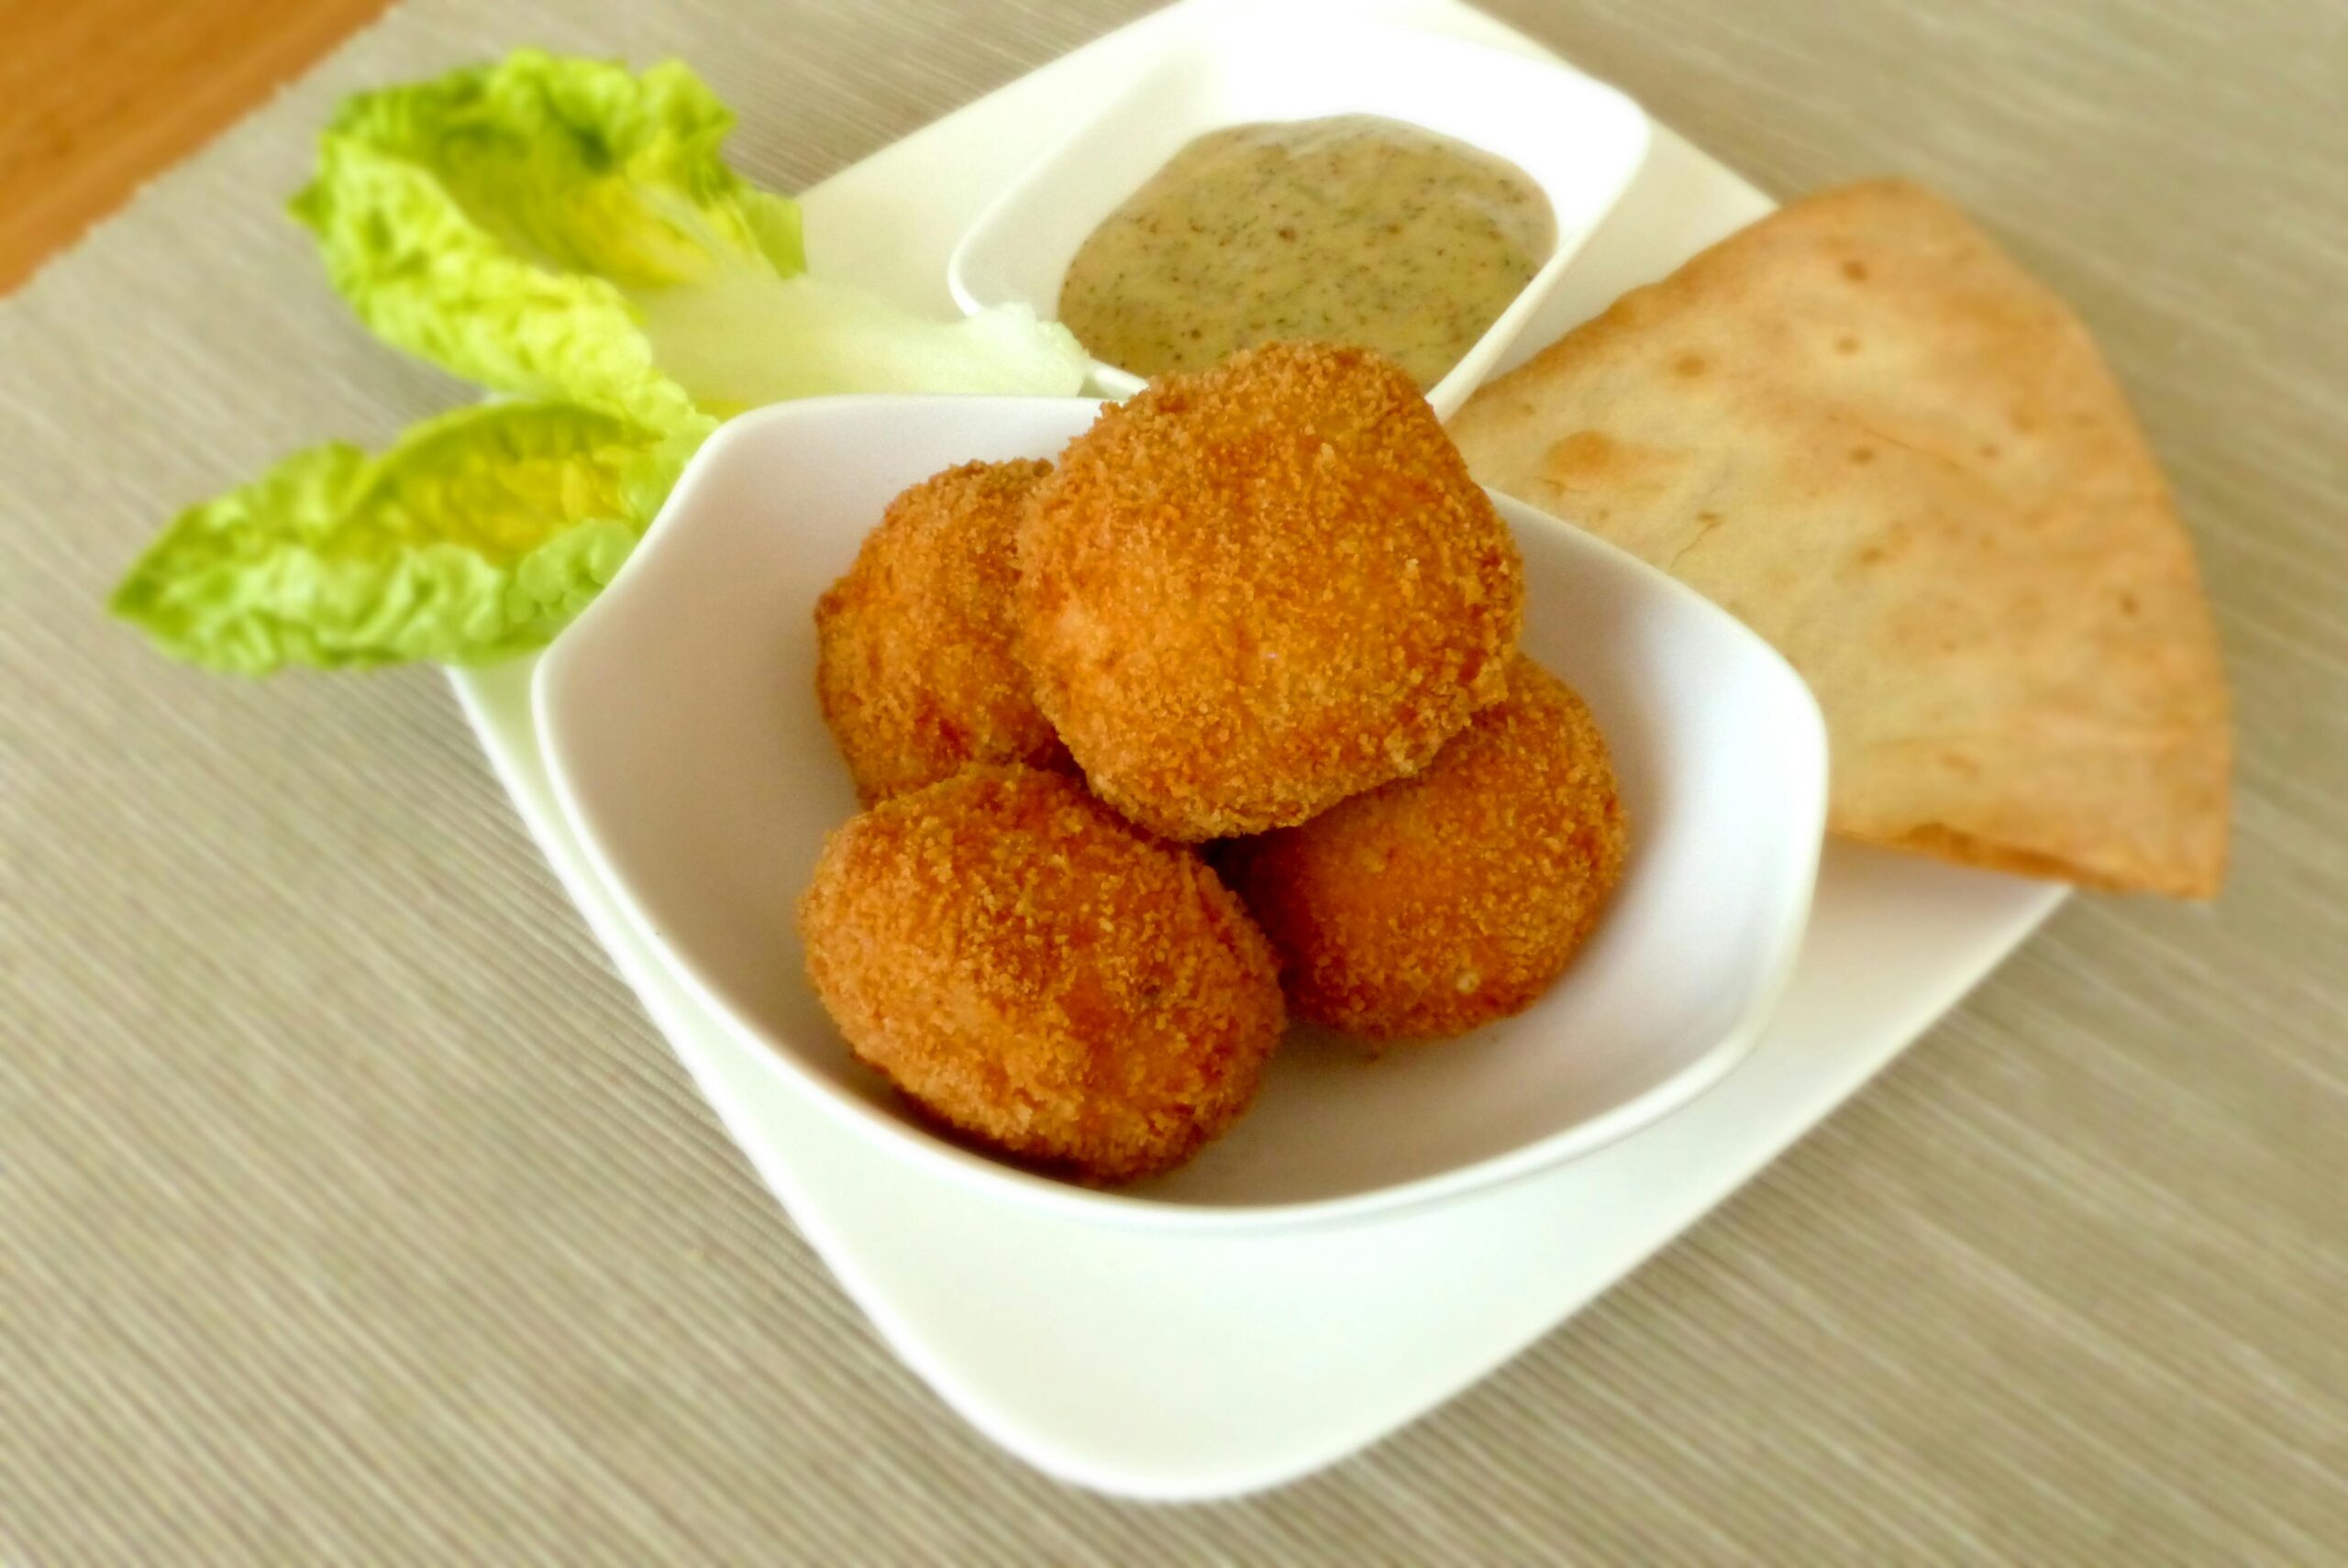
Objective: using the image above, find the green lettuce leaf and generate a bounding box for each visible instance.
[290,51,1085,423]
[289,52,788,430]
[116,52,1091,674]
[111,403,704,673]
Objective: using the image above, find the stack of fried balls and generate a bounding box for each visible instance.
[798,343,1628,1186]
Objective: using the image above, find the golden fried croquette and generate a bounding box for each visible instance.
[815,459,1069,803]
[797,766,1285,1184]
[1017,342,1523,841]
[1223,656,1627,1040]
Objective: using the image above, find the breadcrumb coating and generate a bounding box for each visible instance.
[796,767,1285,1185]
[1224,657,1627,1040]
[815,459,1069,803]
[1017,342,1523,841]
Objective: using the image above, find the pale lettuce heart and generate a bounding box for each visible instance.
[638,277,1088,412]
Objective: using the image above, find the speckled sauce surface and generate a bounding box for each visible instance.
[1058,114,1555,388]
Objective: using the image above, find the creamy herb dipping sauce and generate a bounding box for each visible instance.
[1058,115,1556,390]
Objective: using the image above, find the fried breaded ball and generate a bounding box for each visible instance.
[1017,342,1523,841]
[1223,656,1628,1040]
[797,766,1285,1184]
[815,459,1069,803]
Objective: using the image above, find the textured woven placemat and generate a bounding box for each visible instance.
[4,0,2343,1560]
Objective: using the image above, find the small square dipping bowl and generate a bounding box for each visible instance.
[946,16,1651,418]
[534,396,1827,1233]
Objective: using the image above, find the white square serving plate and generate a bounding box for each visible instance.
[946,14,1650,418]
[530,394,1826,1231]
[450,0,2066,1499]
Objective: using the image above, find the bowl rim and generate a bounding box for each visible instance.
[534,395,1828,1235]
[942,12,1652,419]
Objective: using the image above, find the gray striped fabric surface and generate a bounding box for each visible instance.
[3,0,2342,1561]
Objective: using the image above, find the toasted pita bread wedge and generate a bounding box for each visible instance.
[1449,179,2229,896]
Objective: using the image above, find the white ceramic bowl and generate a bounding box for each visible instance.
[534,395,1826,1232]
[945,17,1651,419]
